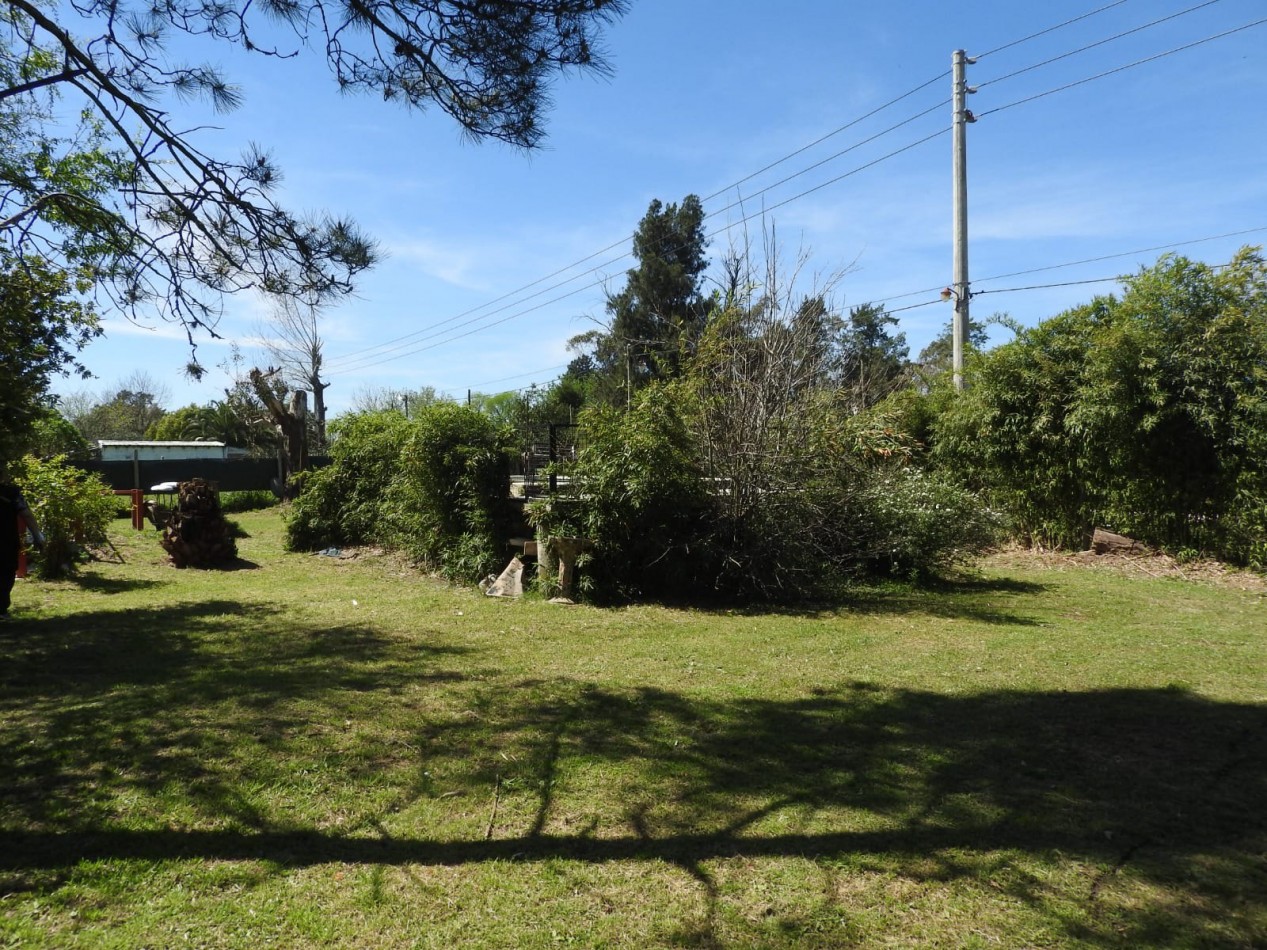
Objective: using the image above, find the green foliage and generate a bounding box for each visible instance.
[394,403,514,580]
[286,405,513,581]
[935,248,1267,563]
[608,195,711,384]
[219,490,277,513]
[25,405,91,459]
[70,380,168,443]
[530,387,715,601]
[835,302,910,411]
[535,309,998,604]
[285,410,413,551]
[13,454,115,578]
[145,404,202,441]
[860,468,1007,578]
[0,253,100,458]
[916,313,990,382]
[566,195,712,409]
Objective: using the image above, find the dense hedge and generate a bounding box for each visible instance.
[934,249,1267,567]
[285,405,512,580]
[530,386,1003,604]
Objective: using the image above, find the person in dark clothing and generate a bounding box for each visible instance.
[1,478,44,619]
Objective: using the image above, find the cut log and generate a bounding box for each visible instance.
[1090,528,1148,556]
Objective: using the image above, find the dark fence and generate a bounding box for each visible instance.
[72,456,332,493]
[515,423,584,495]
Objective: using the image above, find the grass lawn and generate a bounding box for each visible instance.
[2,509,1264,948]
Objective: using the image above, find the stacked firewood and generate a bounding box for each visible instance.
[160,478,238,567]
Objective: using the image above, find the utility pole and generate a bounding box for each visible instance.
[951,48,977,391]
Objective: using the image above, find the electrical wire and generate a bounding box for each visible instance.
[465,363,571,390]
[327,95,954,374]
[328,10,1265,376]
[977,0,1223,87]
[700,71,948,204]
[325,74,953,371]
[977,16,1267,119]
[974,276,1123,295]
[973,227,1267,283]
[328,125,953,375]
[866,228,1266,308]
[976,0,1134,58]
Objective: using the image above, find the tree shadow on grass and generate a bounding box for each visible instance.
[175,556,262,571]
[64,574,170,594]
[1,674,1262,945]
[718,575,1051,627]
[0,600,474,840]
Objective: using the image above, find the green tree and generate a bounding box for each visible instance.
[149,399,266,450]
[146,404,204,441]
[2,0,628,361]
[70,371,170,443]
[573,195,710,403]
[916,313,989,383]
[0,253,99,458]
[835,302,909,412]
[350,385,446,416]
[13,453,115,578]
[26,405,91,459]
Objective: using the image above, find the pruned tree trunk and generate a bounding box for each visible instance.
[250,366,307,496]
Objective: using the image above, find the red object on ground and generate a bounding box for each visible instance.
[15,515,27,578]
[113,489,145,530]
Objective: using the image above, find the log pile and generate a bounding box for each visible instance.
[160,479,238,568]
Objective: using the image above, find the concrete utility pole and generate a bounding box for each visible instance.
[951,48,977,391]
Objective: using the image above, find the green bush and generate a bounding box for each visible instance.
[533,386,1003,604]
[219,489,277,513]
[934,248,1267,564]
[286,405,513,582]
[285,410,413,551]
[393,403,513,580]
[859,467,1006,578]
[530,387,716,602]
[14,454,116,578]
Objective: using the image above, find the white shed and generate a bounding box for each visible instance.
[97,440,230,461]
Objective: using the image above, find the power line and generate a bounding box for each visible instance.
[978,0,1223,88]
[327,96,951,374]
[702,99,950,228]
[329,126,953,375]
[328,11,1265,376]
[977,16,1267,119]
[699,72,947,205]
[974,227,1267,283]
[976,0,1134,58]
[886,297,946,315]
[974,276,1123,295]
[466,363,571,390]
[325,75,953,371]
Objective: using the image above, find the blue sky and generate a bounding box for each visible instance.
[54,0,1267,414]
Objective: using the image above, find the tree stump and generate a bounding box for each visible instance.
[160,479,238,567]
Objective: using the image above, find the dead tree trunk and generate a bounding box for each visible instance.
[250,367,308,497]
